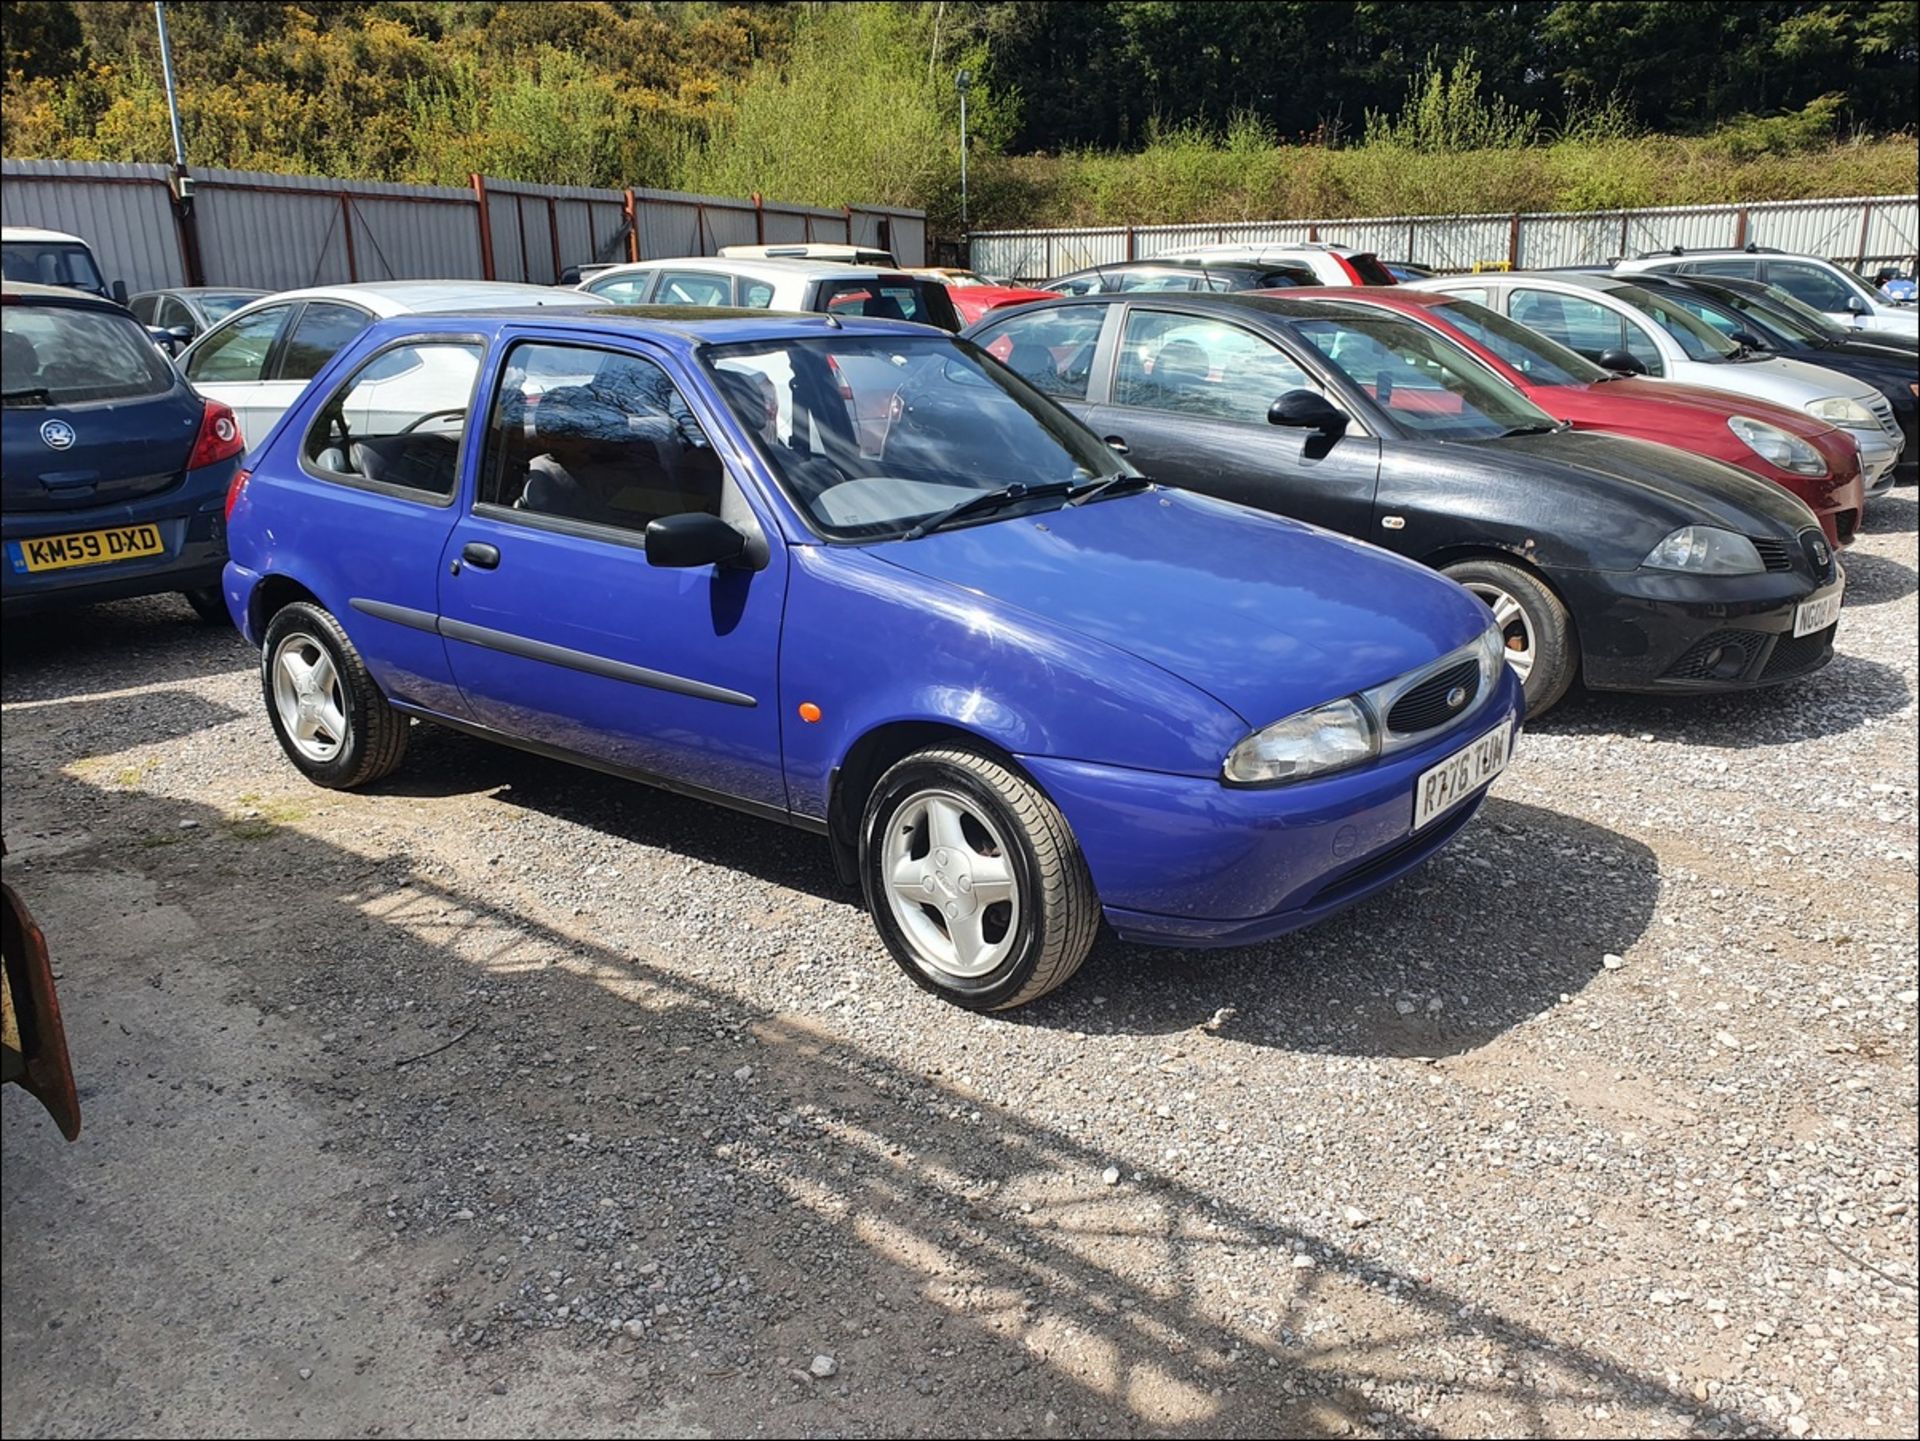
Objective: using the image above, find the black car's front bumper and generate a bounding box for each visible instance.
[1557,558,1843,693]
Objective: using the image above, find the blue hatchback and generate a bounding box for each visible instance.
[3,281,246,618]
[223,307,1522,1009]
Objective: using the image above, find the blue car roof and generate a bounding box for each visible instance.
[353,305,945,352]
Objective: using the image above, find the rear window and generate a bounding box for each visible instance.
[2,304,174,406]
[817,279,960,331]
[1,241,105,295]
[1345,253,1399,286]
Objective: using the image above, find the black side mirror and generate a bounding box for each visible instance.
[645,512,747,569]
[1729,330,1766,349]
[1267,389,1349,438]
[1596,348,1648,376]
[111,279,129,306]
[558,265,582,287]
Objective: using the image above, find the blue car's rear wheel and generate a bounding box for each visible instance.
[861,745,1098,1010]
[260,601,409,789]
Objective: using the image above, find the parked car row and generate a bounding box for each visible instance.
[0,222,1910,1016]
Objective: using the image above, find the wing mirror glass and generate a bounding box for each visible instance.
[1267,389,1350,438]
[645,512,747,569]
[1845,294,1870,316]
[1596,348,1649,376]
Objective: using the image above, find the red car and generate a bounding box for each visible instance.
[1286,287,1868,549]
[911,268,1057,327]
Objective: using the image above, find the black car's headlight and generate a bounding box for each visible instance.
[1222,697,1378,786]
[1727,416,1826,477]
[1641,525,1767,575]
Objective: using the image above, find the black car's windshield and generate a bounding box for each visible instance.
[1,304,174,405]
[1426,297,1608,385]
[1750,285,1854,343]
[1292,313,1561,440]
[1612,284,1741,360]
[702,334,1129,540]
[1661,285,1804,347]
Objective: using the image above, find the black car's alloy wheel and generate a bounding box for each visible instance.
[1443,558,1577,716]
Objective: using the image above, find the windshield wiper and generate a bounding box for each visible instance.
[900,481,1073,541]
[1,387,53,407]
[1066,473,1153,506]
[1496,422,1562,437]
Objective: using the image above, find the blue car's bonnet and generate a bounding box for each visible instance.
[870,488,1490,725]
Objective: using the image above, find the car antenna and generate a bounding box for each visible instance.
[823,311,842,329]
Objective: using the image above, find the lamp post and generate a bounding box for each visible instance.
[955,68,971,235]
[153,1,187,174]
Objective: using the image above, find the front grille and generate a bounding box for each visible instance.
[1762,624,1837,680]
[1663,629,1762,682]
[1751,537,1793,572]
[1799,528,1835,582]
[1867,395,1901,439]
[1386,658,1480,734]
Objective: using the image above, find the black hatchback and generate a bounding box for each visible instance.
[2,282,246,618]
[966,292,1846,716]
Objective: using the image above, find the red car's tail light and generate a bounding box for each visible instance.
[189,400,245,471]
[223,467,251,521]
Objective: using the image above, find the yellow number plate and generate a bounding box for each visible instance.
[17,524,166,573]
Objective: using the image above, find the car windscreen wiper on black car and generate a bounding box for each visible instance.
[901,481,1074,540]
[1496,422,1563,437]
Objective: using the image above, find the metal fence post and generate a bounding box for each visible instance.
[752,192,764,245]
[624,189,639,262]
[471,173,496,280]
[546,196,561,282]
[1856,201,1875,269]
[339,193,358,281]
[1507,213,1520,268]
[1733,207,1749,248]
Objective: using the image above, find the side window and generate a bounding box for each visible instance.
[156,296,193,330]
[129,295,158,324]
[1113,310,1314,422]
[1619,317,1665,374]
[478,343,723,535]
[302,341,482,499]
[1445,286,1489,306]
[740,281,776,308]
[1115,270,1199,292]
[1690,259,1761,281]
[1047,274,1104,297]
[1766,262,1856,314]
[587,274,655,305]
[1667,294,1741,338]
[278,302,373,382]
[1511,289,1625,359]
[973,305,1106,401]
[817,280,941,325]
[653,271,733,307]
[184,303,293,384]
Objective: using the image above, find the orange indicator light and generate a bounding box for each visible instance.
[798,702,823,723]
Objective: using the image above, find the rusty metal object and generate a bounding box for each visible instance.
[2,858,81,1141]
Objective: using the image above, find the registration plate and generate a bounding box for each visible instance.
[1413,719,1512,831]
[1793,573,1845,637]
[15,524,165,573]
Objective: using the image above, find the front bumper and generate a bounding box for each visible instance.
[1845,424,1903,496]
[1019,669,1524,947]
[1559,560,1841,693]
[1,461,234,614]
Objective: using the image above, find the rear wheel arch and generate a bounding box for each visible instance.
[248,575,323,643]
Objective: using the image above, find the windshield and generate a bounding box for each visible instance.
[2,303,174,405]
[1,241,106,296]
[1612,284,1740,360]
[1426,297,1608,385]
[1292,312,1561,440]
[1751,284,1852,342]
[702,335,1127,541]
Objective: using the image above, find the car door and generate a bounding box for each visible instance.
[286,334,483,718]
[1080,306,1382,535]
[181,301,297,445]
[1508,287,1666,375]
[437,333,789,813]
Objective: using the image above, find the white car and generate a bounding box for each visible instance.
[179,281,607,445]
[576,257,960,330]
[1,225,124,304]
[717,242,897,266]
[1411,271,1906,487]
[1614,249,1920,342]
[1146,240,1400,287]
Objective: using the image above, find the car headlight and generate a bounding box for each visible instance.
[1727,415,1827,477]
[1641,525,1766,575]
[1223,697,1378,786]
[1806,396,1876,428]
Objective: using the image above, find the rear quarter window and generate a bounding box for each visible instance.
[2,304,175,405]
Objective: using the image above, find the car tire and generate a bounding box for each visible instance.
[1442,558,1577,717]
[861,744,1098,1011]
[182,585,230,626]
[260,601,409,789]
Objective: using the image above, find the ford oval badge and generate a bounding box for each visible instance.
[1446,685,1468,709]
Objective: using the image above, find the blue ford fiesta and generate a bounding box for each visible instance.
[222,307,1522,1009]
[3,281,246,618]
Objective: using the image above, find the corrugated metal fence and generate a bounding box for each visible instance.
[970,194,1919,281]
[0,158,926,295]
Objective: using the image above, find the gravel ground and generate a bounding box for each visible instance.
[3,492,1915,1439]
